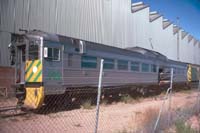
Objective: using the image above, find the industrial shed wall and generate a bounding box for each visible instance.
[149,17,163,52]
[193,42,200,64]
[179,34,192,64]
[150,17,178,61]
[0,0,200,66]
[0,32,10,66]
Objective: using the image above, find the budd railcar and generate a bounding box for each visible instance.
[9,30,200,109]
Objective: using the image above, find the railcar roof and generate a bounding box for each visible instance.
[126,47,167,60]
[26,30,168,61]
[168,59,188,67]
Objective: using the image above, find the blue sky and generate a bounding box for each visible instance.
[132,0,200,40]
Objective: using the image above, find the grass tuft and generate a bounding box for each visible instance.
[101,98,108,105]
[175,119,196,133]
[120,94,133,104]
[81,99,93,109]
[116,128,129,133]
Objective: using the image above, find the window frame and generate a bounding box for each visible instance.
[151,64,157,73]
[103,58,115,70]
[117,60,129,70]
[81,55,97,69]
[29,41,39,61]
[141,63,150,72]
[131,61,140,72]
[45,47,61,61]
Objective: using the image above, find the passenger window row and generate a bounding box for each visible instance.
[80,55,157,73]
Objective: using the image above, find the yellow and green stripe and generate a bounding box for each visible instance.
[25,60,42,82]
[187,64,192,82]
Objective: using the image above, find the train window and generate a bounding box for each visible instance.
[47,48,53,59]
[46,47,60,61]
[141,63,150,72]
[29,42,39,60]
[151,64,157,73]
[54,48,60,61]
[81,55,97,68]
[68,54,73,67]
[103,58,114,69]
[117,60,128,70]
[131,62,140,71]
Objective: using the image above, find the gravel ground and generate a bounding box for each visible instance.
[0,90,199,133]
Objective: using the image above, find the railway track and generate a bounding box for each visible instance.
[0,105,27,119]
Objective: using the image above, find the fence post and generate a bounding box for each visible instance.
[196,80,200,112]
[94,59,104,133]
[168,68,173,127]
[154,68,173,132]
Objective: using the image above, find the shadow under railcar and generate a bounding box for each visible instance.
[33,83,188,114]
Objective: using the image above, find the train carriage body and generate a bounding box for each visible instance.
[9,30,198,109]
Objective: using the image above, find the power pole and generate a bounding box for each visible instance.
[177,17,180,61]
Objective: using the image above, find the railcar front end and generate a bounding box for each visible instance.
[11,34,45,109]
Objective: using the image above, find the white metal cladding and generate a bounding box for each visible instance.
[0,0,151,47]
[149,16,163,52]
[149,16,178,61]
[180,31,190,63]
[0,0,200,66]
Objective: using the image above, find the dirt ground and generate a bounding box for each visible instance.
[0,90,199,133]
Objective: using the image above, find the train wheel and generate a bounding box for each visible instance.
[24,86,44,109]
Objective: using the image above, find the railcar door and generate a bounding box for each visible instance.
[25,39,42,83]
[16,45,26,84]
[158,66,171,85]
[43,41,64,95]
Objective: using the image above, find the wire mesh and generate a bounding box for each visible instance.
[0,91,99,133]
[0,64,200,133]
[1,83,200,133]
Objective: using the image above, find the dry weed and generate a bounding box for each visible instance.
[127,107,160,132]
[81,99,93,109]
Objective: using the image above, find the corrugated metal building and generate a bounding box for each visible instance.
[0,0,200,66]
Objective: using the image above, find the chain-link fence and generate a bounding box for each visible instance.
[1,66,200,133]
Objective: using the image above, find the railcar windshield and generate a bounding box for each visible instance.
[29,40,40,60]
